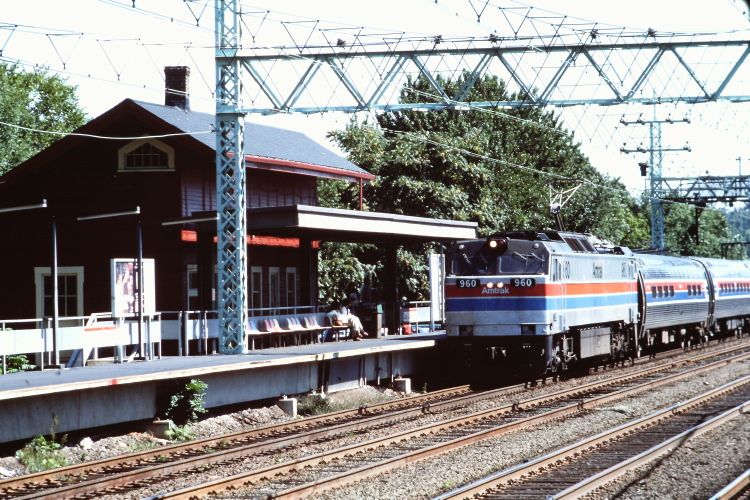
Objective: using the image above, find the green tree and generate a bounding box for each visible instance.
[325,74,635,298]
[0,64,86,175]
[318,242,376,305]
[663,202,737,257]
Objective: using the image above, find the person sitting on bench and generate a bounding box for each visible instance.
[328,300,369,341]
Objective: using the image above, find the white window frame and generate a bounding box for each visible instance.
[186,264,198,310]
[285,267,297,307]
[251,266,263,310]
[117,138,175,172]
[268,266,280,313]
[34,266,84,318]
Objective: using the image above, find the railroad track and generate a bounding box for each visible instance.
[0,383,478,499]
[439,375,750,499]
[711,469,750,500]
[0,339,746,499]
[144,344,750,499]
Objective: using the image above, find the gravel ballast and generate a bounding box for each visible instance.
[310,359,750,500]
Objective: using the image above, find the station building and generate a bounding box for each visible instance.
[0,67,374,326]
[0,68,479,443]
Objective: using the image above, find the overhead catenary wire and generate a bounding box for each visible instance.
[0,96,735,218]
[0,119,213,140]
[378,124,737,217]
[1,2,748,190]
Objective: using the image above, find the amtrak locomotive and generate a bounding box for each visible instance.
[444,230,750,380]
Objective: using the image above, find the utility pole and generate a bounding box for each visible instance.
[620,112,690,250]
[215,0,247,353]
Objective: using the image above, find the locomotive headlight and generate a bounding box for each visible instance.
[486,282,494,288]
[486,237,508,252]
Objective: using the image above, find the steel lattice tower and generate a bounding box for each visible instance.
[215,0,247,353]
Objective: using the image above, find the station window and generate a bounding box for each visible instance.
[118,138,175,172]
[185,264,217,310]
[285,267,298,308]
[268,267,281,314]
[251,266,263,310]
[34,266,84,318]
[186,264,198,310]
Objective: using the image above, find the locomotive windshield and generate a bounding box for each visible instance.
[448,240,547,276]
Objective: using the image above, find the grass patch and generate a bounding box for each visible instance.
[297,394,332,416]
[164,421,195,442]
[15,434,68,472]
[298,387,396,416]
[127,437,158,453]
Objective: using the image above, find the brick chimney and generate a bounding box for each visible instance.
[164,66,190,110]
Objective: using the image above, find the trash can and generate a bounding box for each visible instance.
[360,303,383,338]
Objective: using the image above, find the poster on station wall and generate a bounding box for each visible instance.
[111,258,156,318]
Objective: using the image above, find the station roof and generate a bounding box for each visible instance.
[133,100,375,182]
[183,205,478,244]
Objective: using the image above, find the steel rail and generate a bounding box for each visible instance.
[439,375,750,500]
[8,352,683,500]
[154,349,750,499]
[0,384,473,494]
[0,343,744,498]
[554,399,750,500]
[710,468,750,500]
[6,339,744,498]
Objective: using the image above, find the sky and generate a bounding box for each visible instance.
[2,0,750,196]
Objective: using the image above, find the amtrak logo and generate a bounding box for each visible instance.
[481,287,510,295]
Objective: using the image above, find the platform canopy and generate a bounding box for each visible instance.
[184,205,477,244]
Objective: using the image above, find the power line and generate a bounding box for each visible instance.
[377,124,737,218]
[0,119,213,140]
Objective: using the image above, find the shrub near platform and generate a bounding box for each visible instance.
[15,435,67,473]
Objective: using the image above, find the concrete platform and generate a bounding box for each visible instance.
[0,333,444,444]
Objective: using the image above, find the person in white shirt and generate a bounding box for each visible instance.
[328,300,368,340]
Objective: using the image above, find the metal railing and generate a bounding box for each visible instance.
[2,301,442,372]
[400,300,443,333]
[1,312,161,374]
[159,305,325,356]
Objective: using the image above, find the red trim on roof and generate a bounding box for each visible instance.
[245,154,375,181]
